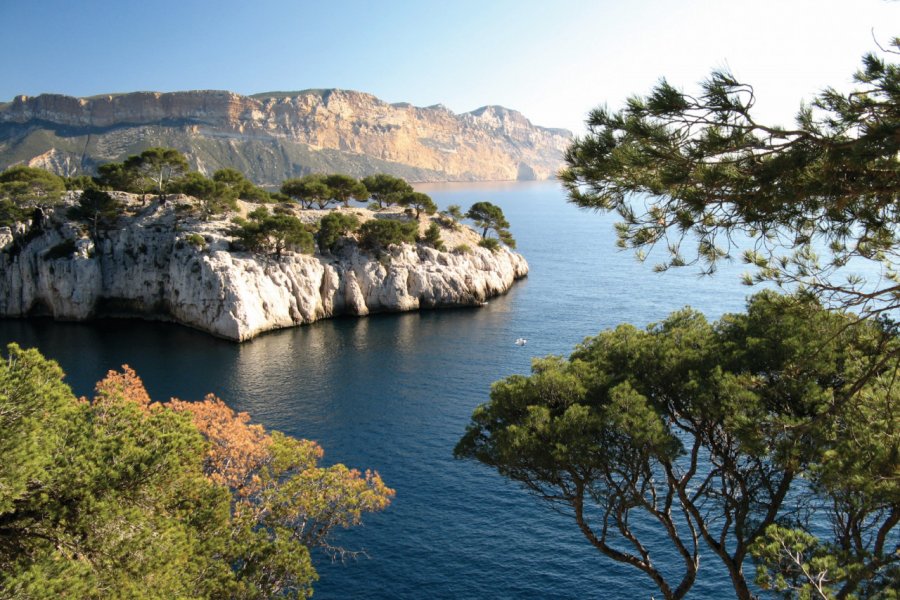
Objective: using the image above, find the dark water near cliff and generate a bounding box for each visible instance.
[2,181,767,598]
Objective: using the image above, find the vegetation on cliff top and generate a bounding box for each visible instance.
[0,153,517,259]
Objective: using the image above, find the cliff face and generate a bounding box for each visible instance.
[0,194,528,341]
[0,90,571,184]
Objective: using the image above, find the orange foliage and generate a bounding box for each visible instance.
[85,365,157,416]
[85,365,394,559]
[168,395,272,495]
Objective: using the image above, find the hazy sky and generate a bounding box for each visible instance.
[1,0,895,133]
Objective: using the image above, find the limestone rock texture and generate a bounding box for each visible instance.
[0,195,528,341]
[0,90,572,184]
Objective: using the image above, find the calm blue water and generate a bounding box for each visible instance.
[1,181,765,598]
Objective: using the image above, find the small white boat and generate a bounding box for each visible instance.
[515,338,527,346]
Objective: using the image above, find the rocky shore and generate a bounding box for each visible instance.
[0,194,528,341]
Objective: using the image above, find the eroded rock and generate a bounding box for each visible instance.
[0,197,528,341]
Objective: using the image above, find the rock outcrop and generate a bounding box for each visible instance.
[0,90,571,184]
[0,194,528,341]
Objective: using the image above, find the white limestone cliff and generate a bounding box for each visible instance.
[0,195,528,341]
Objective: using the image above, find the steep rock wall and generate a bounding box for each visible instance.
[0,90,571,184]
[0,197,528,341]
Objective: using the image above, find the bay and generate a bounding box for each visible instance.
[0,181,762,598]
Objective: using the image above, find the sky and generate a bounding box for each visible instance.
[0,0,896,134]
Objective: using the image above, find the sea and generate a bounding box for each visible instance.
[1,181,772,598]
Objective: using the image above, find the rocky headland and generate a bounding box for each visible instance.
[0,90,571,184]
[0,193,528,341]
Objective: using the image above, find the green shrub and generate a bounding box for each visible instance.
[173,172,239,219]
[185,233,207,249]
[231,211,314,257]
[478,238,501,253]
[421,222,445,251]
[358,219,418,252]
[445,204,464,220]
[0,166,66,209]
[317,212,360,253]
[64,175,98,192]
[268,192,291,203]
[0,199,28,228]
[66,189,123,238]
[453,244,473,255]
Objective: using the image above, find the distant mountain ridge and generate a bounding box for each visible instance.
[0,89,572,184]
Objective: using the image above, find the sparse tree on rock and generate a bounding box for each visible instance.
[358,219,419,252]
[124,147,189,202]
[67,188,123,239]
[212,168,270,202]
[444,204,463,220]
[398,191,437,219]
[0,166,66,209]
[232,207,315,257]
[324,174,368,208]
[466,201,514,247]
[422,222,445,251]
[95,161,141,195]
[0,166,66,231]
[282,174,332,209]
[316,211,360,254]
[176,172,238,219]
[361,174,413,210]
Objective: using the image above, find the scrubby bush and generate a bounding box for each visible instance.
[445,205,464,220]
[212,168,271,202]
[478,237,501,252]
[317,212,360,254]
[273,203,296,215]
[453,244,473,255]
[358,219,418,252]
[0,199,28,228]
[67,189,123,239]
[0,166,66,214]
[421,222,445,251]
[64,175,98,192]
[268,192,292,203]
[232,208,315,257]
[174,172,238,219]
[185,233,207,249]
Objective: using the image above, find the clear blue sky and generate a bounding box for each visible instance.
[1,0,895,133]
